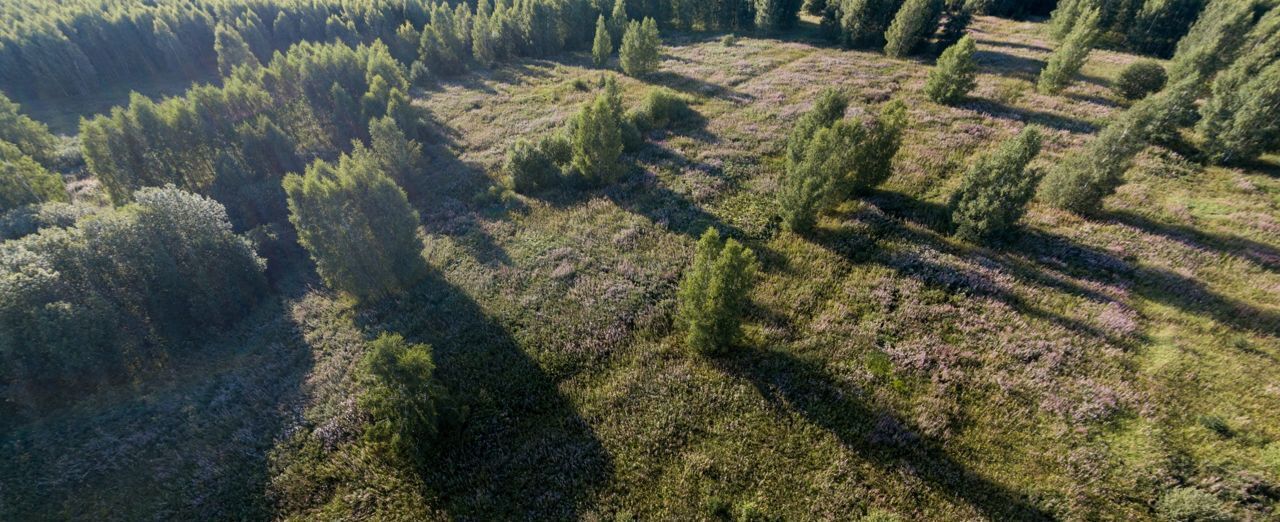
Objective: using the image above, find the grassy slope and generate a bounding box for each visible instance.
[5,16,1279,521]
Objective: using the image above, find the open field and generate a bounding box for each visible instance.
[4,14,1279,521]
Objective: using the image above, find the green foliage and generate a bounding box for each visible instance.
[215,23,260,77]
[1113,60,1167,100]
[925,35,977,104]
[932,2,973,54]
[1126,0,1208,57]
[358,333,444,463]
[569,77,626,184]
[1038,7,1102,94]
[0,93,58,166]
[629,88,695,131]
[0,142,66,212]
[1155,487,1233,522]
[839,0,903,49]
[948,127,1043,242]
[1195,8,1280,165]
[505,134,572,193]
[283,148,426,303]
[677,228,759,355]
[884,0,944,57]
[785,88,850,171]
[0,201,94,241]
[620,18,661,77]
[0,186,266,408]
[368,116,425,197]
[593,15,613,67]
[781,97,907,232]
[754,0,804,32]
[1049,0,1096,41]
[1168,0,1257,80]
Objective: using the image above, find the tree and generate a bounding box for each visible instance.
[358,333,444,463]
[840,0,902,49]
[593,15,613,67]
[755,0,803,33]
[505,134,571,193]
[283,149,426,302]
[677,228,759,355]
[609,0,629,44]
[368,116,425,197]
[1048,0,1095,41]
[884,0,944,57]
[215,23,260,77]
[0,92,59,167]
[1113,60,1167,100]
[569,77,626,184]
[1037,8,1102,94]
[1195,7,1280,165]
[925,35,977,105]
[948,127,1043,241]
[786,88,849,171]
[0,142,66,212]
[932,0,974,54]
[620,18,661,77]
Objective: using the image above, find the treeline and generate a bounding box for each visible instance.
[0,187,266,413]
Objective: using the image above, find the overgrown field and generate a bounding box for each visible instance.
[5,15,1279,520]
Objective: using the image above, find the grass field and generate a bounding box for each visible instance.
[4,15,1279,521]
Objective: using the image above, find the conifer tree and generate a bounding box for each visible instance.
[620,18,661,77]
[677,228,759,355]
[215,23,260,77]
[358,333,443,463]
[0,93,58,167]
[569,77,625,184]
[840,0,902,49]
[1037,8,1102,94]
[948,127,1043,242]
[786,88,849,171]
[925,35,977,105]
[368,116,425,197]
[1195,8,1280,165]
[609,0,629,44]
[884,0,944,57]
[283,149,426,302]
[0,142,66,212]
[755,0,803,33]
[593,15,613,67]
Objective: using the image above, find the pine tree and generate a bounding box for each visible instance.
[0,93,59,167]
[609,0,629,44]
[755,0,803,33]
[283,149,426,302]
[1195,8,1280,165]
[472,12,497,66]
[368,116,425,197]
[620,18,661,77]
[925,35,977,105]
[786,88,849,171]
[569,77,626,184]
[884,0,944,57]
[593,15,613,67]
[677,228,759,355]
[1037,7,1102,94]
[215,23,260,77]
[840,0,902,49]
[0,142,66,212]
[1049,0,1092,41]
[948,127,1043,241]
[358,333,444,463]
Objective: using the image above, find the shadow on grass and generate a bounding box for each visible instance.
[645,70,754,104]
[720,348,1054,521]
[364,271,612,519]
[974,39,1053,54]
[973,49,1045,79]
[1103,210,1280,273]
[965,98,1099,134]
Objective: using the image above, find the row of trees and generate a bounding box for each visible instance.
[817,0,972,56]
[1049,0,1210,58]
[0,187,267,412]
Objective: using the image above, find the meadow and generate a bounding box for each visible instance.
[3,9,1279,522]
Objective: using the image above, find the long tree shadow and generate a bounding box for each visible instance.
[645,70,754,104]
[973,49,1046,80]
[721,348,1055,521]
[361,271,611,519]
[1103,209,1280,273]
[965,98,1100,134]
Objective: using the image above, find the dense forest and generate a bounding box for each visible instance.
[2,0,1279,519]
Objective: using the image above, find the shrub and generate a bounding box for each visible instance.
[0,142,66,212]
[592,15,612,67]
[0,202,94,241]
[283,149,426,302]
[925,35,978,105]
[786,88,850,170]
[884,0,945,57]
[948,127,1043,242]
[0,93,59,167]
[721,34,738,46]
[569,77,626,184]
[1038,7,1102,94]
[358,333,444,463]
[677,228,759,355]
[630,88,694,131]
[620,18,661,77]
[506,135,570,193]
[1114,60,1167,100]
[1155,487,1232,522]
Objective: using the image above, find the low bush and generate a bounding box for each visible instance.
[1114,60,1167,100]
[925,36,978,105]
[629,88,695,131]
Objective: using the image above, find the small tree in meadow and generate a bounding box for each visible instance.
[593,15,613,67]
[569,77,625,184]
[925,35,977,105]
[786,88,850,170]
[884,0,944,57]
[948,126,1043,241]
[678,228,759,355]
[620,18,661,77]
[358,333,444,463]
[1037,7,1102,94]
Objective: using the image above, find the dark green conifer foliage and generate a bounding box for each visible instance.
[215,23,260,77]
[948,127,1043,242]
[677,228,759,355]
[593,15,613,67]
[609,0,629,44]
[1038,7,1102,94]
[620,18,661,77]
[0,93,58,167]
[884,0,944,57]
[358,333,444,463]
[368,116,425,197]
[840,0,903,49]
[0,143,66,212]
[1113,60,1167,100]
[1195,8,1280,165]
[569,77,626,184]
[505,134,572,193]
[925,35,977,104]
[785,88,849,171]
[755,0,803,32]
[283,150,426,302]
